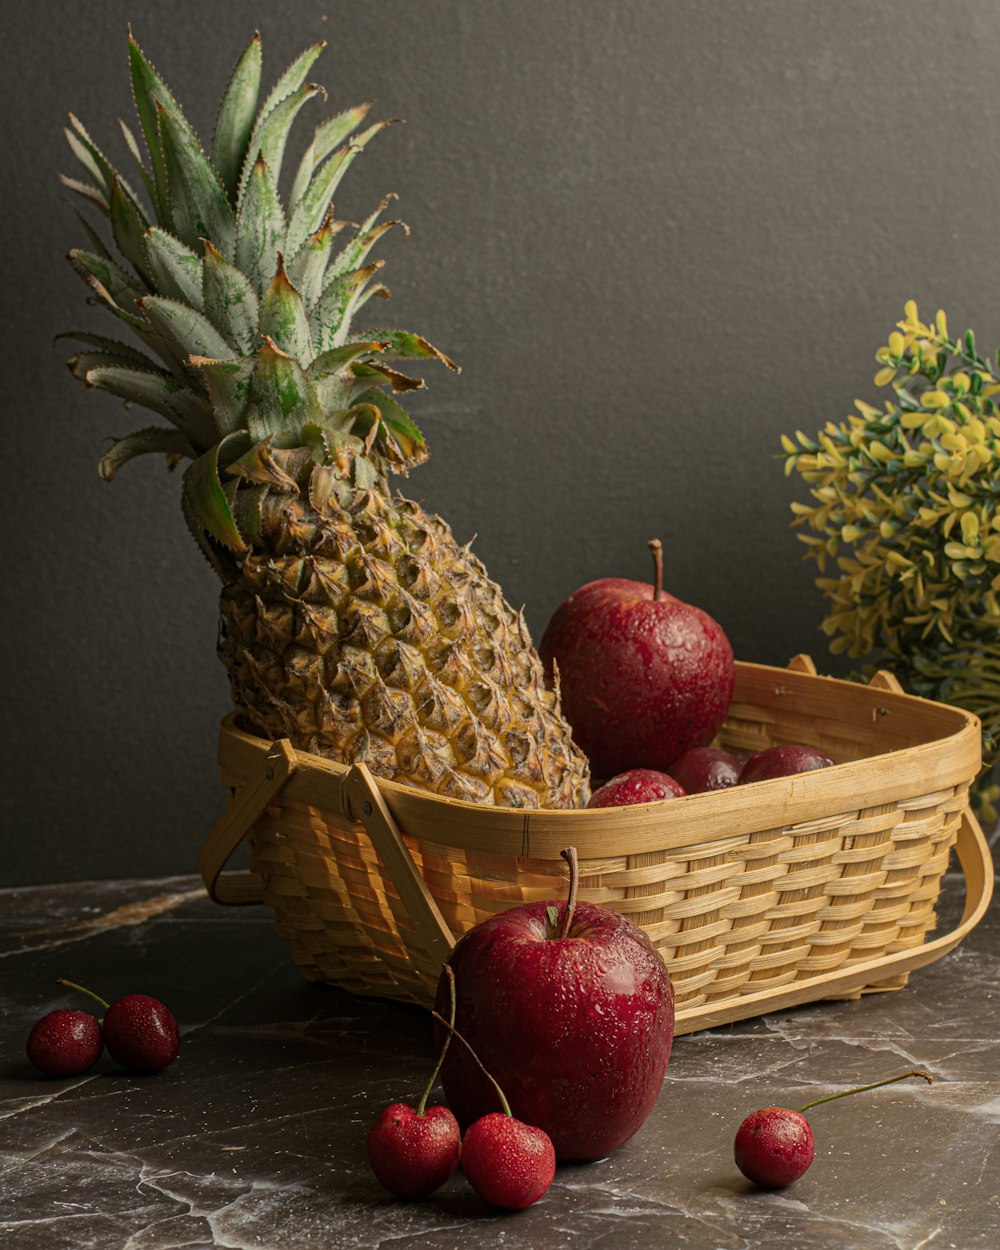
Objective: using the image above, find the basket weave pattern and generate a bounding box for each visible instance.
[206,660,989,1032]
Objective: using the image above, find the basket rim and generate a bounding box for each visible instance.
[217,660,982,858]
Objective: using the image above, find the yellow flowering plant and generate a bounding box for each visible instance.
[783,301,1000,815]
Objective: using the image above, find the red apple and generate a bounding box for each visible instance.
[588,768,685,808]
[434,849,674,1163]
[669,746,742,794]
[739,743,835,784]
[539,540,734,777]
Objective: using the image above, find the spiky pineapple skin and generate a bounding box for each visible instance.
[219,479,591,807]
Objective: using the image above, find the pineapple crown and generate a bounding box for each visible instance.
[61,30,458,576]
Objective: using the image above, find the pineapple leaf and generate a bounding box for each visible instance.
[213,32,262,202]
[285,121,395,260]
[248,337,322,439]
[67,347,163,379]
[67,113,149,219]
[350,360,425,393]
[182,433,252,556]
[98,425,196,480]
[143,227,204,308]
[353,386,427,465]
[202,240,260,354]
[59,330,161,370]
[156,101,235,254]
[312,261,385,353]
[259,259,313,362]
[59,174,110,214]
[289,101,373,209]
[226,437,301,492]
[286,214,344,312]
[140,294,233,364]
[118,118,157,205]
[66,200,113,260]
[254,41,326,133]
[84,364,215,447]
[236,156,286,296]
[128,30,187,221]
[231,482,267,540]
[187,354,255,437]
[238,82,323,203]
[68,247,146,308]
[326,216,406,287]
[308,340,389,375]
[349,327,460,371]
[109,180,154,286]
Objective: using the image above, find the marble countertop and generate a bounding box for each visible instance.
[2,842,998,1250]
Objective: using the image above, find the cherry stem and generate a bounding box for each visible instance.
[649,538,664,602]
[796,1068,933,1114]
[430,1009,514,1118]
[558,846,579,939]
[416,965,456,1116]
[56,978,110,1012]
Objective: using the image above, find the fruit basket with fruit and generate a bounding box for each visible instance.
[61,33,992,1035]
[203,654,991,1032]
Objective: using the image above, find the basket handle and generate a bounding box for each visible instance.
[677,805,994,1034]
[342,762,456,967]
[198,739,298,905]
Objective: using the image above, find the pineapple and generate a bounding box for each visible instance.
[62,32,590,809]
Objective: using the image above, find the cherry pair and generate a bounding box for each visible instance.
[26,979,180,1076]
[367,968,555,1210]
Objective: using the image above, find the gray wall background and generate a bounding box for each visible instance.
[5,0,1000,885]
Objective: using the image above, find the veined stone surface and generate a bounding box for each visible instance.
[1,842,998,1250]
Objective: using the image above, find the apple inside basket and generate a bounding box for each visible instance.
[202,656,992,1034]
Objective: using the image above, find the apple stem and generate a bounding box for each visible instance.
[56,978,110,1012]
[558,847,579,940]
[430,1009,514,1118]
[649,538,664,602]
[416,965,456,1116]
[796,1069,933,1114]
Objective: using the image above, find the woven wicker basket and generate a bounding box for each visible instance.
[200,657,993,1034]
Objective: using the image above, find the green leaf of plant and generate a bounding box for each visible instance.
[128,30,187,222]
[324,194,404,284]
[58,330,160,369]
[59,174,110,214]
[67,347,162,380]
[156,101,235,254]
[84,364,215,448]
[98,425,196,481]
[259,259,313,362]
[68,247,146,309]
[254,41,326,132]
[187,354,255,437]
[213,32,262,202]
[182,436,250,555]
[349,327,460,372]
[226,437,301,492]
[139,294,233,364]
[238,82,322,204]
[118,118,157,206]
[288,101,373,211]
[236,156,286,296]
[66,200,112,260]
[285,121,394,260]
[286,214,343,312]
[67,113,149,221]
[109,181,154,286]
[142,226,204,308]
[354,386,427,464]
[350,360,425,394]
[202,240,260,354]
[248,338,322,440]
[312,261,385,353]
